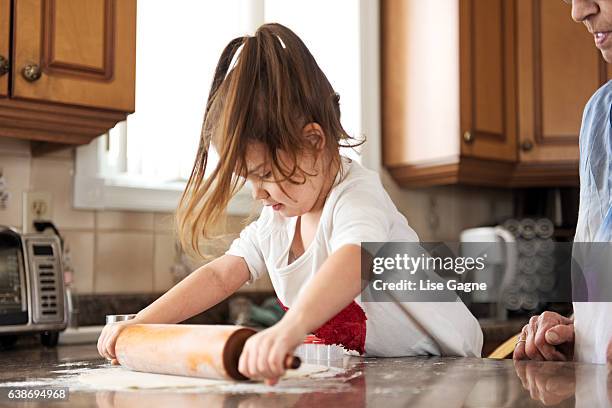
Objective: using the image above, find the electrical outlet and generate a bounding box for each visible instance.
[23,191,53,233]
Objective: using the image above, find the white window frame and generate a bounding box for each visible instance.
[73,0,381,214]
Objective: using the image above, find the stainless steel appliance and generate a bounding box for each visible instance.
[460,218,559,319]
[0,225,67,346]
[460,226,517,320]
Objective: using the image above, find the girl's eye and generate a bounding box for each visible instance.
[261,171,273,180]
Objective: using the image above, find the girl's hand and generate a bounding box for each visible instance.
[96,318,142,364]
[238,319,307,385]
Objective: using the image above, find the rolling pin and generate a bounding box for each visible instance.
[114,324,301,380]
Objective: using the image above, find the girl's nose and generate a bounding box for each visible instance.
[251,184,269,200]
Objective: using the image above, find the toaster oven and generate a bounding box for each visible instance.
[0,226,67,346]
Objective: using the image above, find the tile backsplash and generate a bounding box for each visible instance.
[380,170,514,242]
[0,138,513,296]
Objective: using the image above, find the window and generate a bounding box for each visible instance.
[74,0,380,214]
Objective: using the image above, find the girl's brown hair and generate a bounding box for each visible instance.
[176,23,362,257]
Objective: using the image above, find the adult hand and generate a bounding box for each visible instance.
[96,318,142,364]
[238,318,306,385]
[514,360,576,406]
[513,311,574,361]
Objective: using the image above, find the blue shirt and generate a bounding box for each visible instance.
[576,80,612,242]
[573,80,612,364]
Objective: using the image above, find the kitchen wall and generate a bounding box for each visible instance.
[0,138,513,295]
[380,171,514,242]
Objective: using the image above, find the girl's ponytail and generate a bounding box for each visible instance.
[205,36,245,119]
[176,36,246,257]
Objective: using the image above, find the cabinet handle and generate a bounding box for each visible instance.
[463,131,474,143]
[521,140,534,152]
[22,64,42,82]
[0,56,8,77]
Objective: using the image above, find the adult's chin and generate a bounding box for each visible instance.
[601,48,612,64]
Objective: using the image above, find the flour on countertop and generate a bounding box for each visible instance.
[0,379,56,387]
[51,368,93,374]
[76,363,340,391]
[57,361,90,367]
[0,362,351,395]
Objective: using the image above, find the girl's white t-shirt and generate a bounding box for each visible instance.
[226,156,483,357]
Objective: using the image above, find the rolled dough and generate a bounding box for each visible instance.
[77,364,331,390]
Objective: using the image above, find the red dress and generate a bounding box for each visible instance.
[278,300,367,354]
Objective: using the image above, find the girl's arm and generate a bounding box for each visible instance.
[97,254,250,361]
[135,254,251,323]
[238,244,362,383]
[281,244,362,333]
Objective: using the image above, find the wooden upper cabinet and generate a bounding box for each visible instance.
[516,0,605,164]
[0,0,9,98]
[459,0,517,162]
[382,0,607,187]
[12,0,135,111]
[381,0,462,174]
[0,0,136,151]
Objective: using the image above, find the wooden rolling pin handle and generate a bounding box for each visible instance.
[285,355,301,370]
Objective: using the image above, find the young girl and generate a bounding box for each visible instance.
[98,23,482,384]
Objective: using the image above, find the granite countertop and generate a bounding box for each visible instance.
[0,343,608,407]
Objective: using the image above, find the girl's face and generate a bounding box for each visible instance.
[243,126,333,217]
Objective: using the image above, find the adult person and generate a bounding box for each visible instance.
[514,0,612,364]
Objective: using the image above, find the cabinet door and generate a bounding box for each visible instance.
[517,0,604,163]
[12,0,135,111]
[0,0,9,98]
[460,0,518,162]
